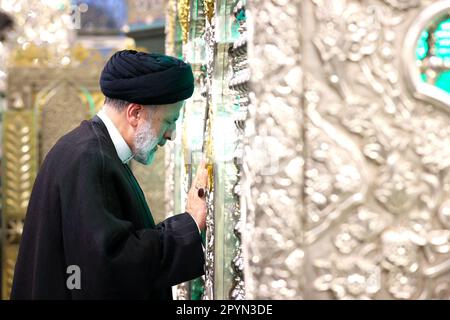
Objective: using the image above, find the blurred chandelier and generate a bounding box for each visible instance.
[0,0,76,68]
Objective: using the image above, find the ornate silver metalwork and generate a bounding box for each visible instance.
[201,10,216,300]
[308,0,450,299]
[243,0,450,300]
[227,0,247,301]
[242,0,305,300]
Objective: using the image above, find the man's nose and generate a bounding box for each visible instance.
[160,129,176,146]
[164,129,176,141]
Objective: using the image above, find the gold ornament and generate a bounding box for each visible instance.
[177,0,191,43]
[204,0,215,24]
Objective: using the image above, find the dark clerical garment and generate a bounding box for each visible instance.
[10,116,204,299]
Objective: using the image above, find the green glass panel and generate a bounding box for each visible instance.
[190,230,206,300]
[230,9,245,41]
[435,70,450,94]
[434,18,450,60]
[420,73,427,83]
[417,16,450,91]
[416,30,428,60]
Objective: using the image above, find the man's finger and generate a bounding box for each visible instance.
[190,171,198,191]
[195,160,207,182]
[197,158,206,172]
[204,168,209,186]
[198,166,208,187]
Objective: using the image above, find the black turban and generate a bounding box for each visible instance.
[100,50,194,105]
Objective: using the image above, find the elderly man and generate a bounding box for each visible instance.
[11,50,206,300]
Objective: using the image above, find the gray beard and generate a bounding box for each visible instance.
[133,120,159,165]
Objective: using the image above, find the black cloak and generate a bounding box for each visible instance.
[10,116,204,300]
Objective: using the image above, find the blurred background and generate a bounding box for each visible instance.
[0,0,168,300]
[1,0,450,300]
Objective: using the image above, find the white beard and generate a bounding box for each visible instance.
[133,119,159,165]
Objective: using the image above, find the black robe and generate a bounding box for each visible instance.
[10,115,204,300]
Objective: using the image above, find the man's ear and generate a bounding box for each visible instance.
[126,103,144,128]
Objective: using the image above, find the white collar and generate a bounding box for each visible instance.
[97,108,134,164]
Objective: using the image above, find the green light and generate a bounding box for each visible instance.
[416,17,450,93]
[420,73,427,83]
[416,30,428,60]
[435,18,450,61]
[231,10,246,41]
[436,70,450,93]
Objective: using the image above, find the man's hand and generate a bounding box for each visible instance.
[186,159,208,231]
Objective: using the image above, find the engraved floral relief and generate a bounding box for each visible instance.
[243,0,305,299]
[381,227,424,299]
[333,207,392,255]
[304,85,367,245]
[312,1,381,63]
[227,0,248,301]
[374,152,435,214]
[311,0,414,152]
[308,0,450,299]
[201,7,215,300]
[321,195,450,299]
[314,253,381,299]
[383,0,420,11]
[411,109,450,174]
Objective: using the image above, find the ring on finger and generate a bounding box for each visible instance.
[197,187,205,198]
